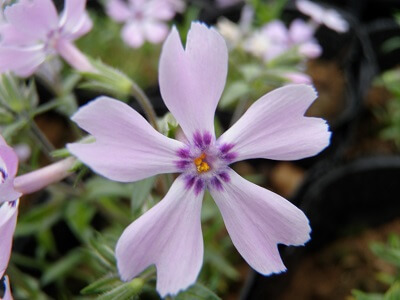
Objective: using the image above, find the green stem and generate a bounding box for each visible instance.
[130,81,172,194]
[30,121,56,161]
[31,99,65,116]
[130,81,159,131]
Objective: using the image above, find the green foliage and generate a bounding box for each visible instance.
[376,69,400,147]
[175,283,222,300]
[79,58,133,98]
[249,0,289,25]
[77,12,160,88]
[351,235,400,300]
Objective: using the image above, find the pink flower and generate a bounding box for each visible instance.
[0,136,22,204]
[164,0,185,13]
[0,0,93,77]
[0,137,19,300]
[0,136,75,299]
[289,19,322,58]
[282,71,312,84]
[68,23,330,296]
[296,0,349,33]
[106,0,179,48]
[245,19,321,62]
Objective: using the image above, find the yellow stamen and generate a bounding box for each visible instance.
[194,153,210,173]
[197,162,210,172]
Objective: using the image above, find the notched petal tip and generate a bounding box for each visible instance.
[285,83,319,109]
[159,21,227,140]
[210,169,311,275]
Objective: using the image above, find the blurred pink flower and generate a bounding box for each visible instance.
[13,144,31,163]
[0,134,75,202]
[0,198,18,300]
[283,71,312,84]
[0,135,74,299]
[106,0,180,48]
[165,0,185,12]
[217,4,253,49]
[289,19,322,58]
[68,22,330,296]
[245,19,321,62]
[0,0,93,77]
[0,136,22,204]
[296,0,349,33]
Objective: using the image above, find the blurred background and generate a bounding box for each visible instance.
[2,0,400,299]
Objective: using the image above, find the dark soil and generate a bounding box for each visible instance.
[279,219,400,300]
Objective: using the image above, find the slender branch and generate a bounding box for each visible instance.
[130,81,159,131]
[31,99,65,116]
[129,83,170,194]
[30,121,56,160]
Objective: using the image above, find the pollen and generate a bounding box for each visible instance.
[194,153,210,173]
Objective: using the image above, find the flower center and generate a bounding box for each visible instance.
[175,131,238,195]
[194,153,210,173]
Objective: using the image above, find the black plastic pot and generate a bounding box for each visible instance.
[242,155,400,299]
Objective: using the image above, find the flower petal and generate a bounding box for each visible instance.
[159,22,228,142]
[0,145,22,203]
[4,0,58,41]
[324,10,349,33]
[59,0,92,39]
[289,19,315,44]
[55,39,93,72]
[116,176,204,297]
[261,20,289,44]
[106,0,131,22]
[0,45,46,77]
[1,276,13,300]
[143,21,169,44]
[298,41,322,58]
[0,200,18,279]
[121,22,145,48]
[0,24,38,46]
[282,72,312,84]
[67,96,185,182]
[14,157,75,195]
[209,169,310,275]
[218,84,330,162]
[145,1,175,20]
[166,0,186,13]
[296,0,324,24]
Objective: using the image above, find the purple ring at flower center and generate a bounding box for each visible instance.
[0,167,8,184]
[175,131,236,195]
